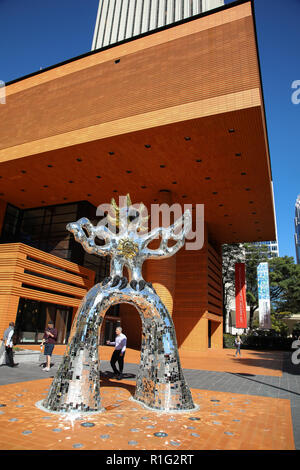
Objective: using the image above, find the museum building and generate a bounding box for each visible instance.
[0,0,276,351]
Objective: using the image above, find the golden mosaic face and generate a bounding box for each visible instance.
[117,238,139,259]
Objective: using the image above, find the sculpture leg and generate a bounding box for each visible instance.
[134,291,195,411]
[42,284,104,413]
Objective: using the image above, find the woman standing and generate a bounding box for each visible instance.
[235,335,242,357]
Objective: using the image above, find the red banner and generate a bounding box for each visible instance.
[235,263,247,329]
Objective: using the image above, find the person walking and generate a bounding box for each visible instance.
[235,335,242,357]
[42,321,57,371]
[106,327,127,380]
[3,322,18,367]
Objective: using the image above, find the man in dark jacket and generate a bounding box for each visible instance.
[42,321,57,371]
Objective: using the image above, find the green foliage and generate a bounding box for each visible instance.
[269,257,300,314]
[223,333,246,349]
[223,333,236,349]
[270,312,290,337]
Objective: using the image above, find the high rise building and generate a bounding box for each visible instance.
[252,240,279,258]
[295,195,300,264]
[92,0,224,50]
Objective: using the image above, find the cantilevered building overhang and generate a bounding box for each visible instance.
[0,1,276,350]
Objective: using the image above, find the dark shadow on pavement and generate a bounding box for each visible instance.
[228,372,300,397]
[100,374,136,398]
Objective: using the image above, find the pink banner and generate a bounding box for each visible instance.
[235,263,247,329]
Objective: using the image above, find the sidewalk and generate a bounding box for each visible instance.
[0,348,298,450]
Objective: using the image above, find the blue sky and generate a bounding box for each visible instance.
[0,0,299,260]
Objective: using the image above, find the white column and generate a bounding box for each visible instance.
[125,0,137,39]
[183,0,191,18]
[103,0,117,46]
[133,0,143,36]
[192,0,201,16]
[110,0,123,45]
[94,0,109,49]
[149,0,159,30]
[117,0,129,41]
[166,0,175,24]
[174,0,183,22]
[157,0,166,27]
[141,0,151,33]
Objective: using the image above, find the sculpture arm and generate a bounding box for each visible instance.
[66,218,112,256]
[144,210,192,259]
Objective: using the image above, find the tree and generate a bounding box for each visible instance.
[270,311,290,337]
[268,256,300,314]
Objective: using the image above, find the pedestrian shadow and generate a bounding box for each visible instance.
[100,371,136,397]
[100,370,136,380]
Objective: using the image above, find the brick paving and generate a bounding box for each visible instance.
[0,348,299,450]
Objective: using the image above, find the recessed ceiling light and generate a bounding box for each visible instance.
[182,195,187,198]
[245,188,251,191]
[196,159,202,163]
[249,201,254,204]
[212,192,218,195]
[219,204,224,207]
[69,180,74,183]
[228,128,235,133]
[113,190,118,193]
[252,212,256,215]
[43,185,48,188]
[126,170,132,174]
[47,164,53,168]
[184,136,191,141]
[160,165,166,168]
[224,214,229,217]
[63,197,68,200]
[172,181,177,184]
[76,158,82,162]
[154,199,158,202]
[205,177,211,180]
[20,189,25,192]
[144,144,151,149]
[41,201,45,204]
[96,176,101,179]
[241,172,246,175]
[108,151,115,155]
[87,194,91,197]
[21,170,26,174]
[141,185,147,189]
[235,153,241,157]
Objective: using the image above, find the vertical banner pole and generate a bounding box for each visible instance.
[235,263,247,329]
[257,262,271,329]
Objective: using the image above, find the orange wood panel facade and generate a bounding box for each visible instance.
[0,243,95,337]
[172,226,223,351]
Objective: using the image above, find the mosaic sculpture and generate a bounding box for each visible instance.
[42,195,195,413]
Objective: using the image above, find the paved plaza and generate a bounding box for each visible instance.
[0,348,299,450]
